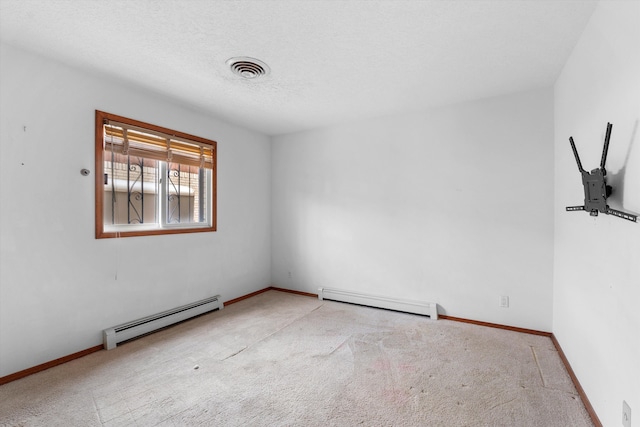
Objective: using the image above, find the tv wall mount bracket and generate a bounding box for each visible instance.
[566,122,637,222]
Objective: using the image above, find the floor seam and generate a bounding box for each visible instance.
[221,302,325,360]
[530,345,546,388]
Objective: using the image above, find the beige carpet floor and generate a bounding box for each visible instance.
[0,290,593,426]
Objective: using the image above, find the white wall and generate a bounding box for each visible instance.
[0,43,272,377]
[272,88,554,332]
[553,1,640,425]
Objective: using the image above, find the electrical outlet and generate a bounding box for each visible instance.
[500,296,509,308]
[623,400,631,427]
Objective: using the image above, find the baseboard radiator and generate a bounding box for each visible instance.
[318,288,438,319]
[103,295,223,350]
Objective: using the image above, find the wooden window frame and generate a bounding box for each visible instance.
[95,110,217,239]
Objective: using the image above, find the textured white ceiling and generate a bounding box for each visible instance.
[0,0,597,135]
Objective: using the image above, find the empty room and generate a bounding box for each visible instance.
[0,1,638,426]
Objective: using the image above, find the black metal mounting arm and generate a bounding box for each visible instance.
[565,122,637,223]
[569,136,585,174]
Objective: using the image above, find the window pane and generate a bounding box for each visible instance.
[104,152,159,226]
[166,163,209,224]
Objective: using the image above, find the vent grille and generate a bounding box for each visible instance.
[226,57,270,79]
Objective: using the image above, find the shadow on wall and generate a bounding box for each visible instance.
[607,120,638,214]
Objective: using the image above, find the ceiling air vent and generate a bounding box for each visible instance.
[226,57,270,79]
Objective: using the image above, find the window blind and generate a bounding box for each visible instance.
[103,120,214,170]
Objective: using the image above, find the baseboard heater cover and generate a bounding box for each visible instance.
[318,288,438,319]
[103,295,223,350]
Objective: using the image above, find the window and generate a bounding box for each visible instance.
[95,111,216,238]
